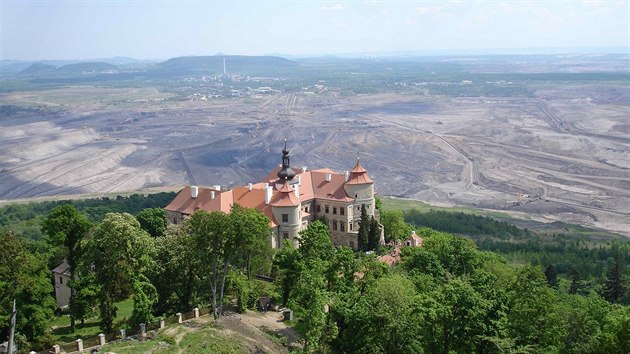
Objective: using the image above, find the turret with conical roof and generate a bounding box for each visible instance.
[344,157,376,225]
[346,158,373,185]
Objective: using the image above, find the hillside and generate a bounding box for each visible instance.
[156,55,298,75]
[55,61,119,73]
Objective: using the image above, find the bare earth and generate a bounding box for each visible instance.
[0,86,628,235]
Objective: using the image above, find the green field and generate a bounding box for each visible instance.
[381,196,518,221]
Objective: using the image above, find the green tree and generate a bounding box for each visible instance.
[150,225,202,314]
[340,274,421,353]
[291,260,330,353]
[82,213,155,332]
[420,227,482,276]
[367,216,381,250]
[374,196,382,211]
[291,221,337,352]
[418,278,496,354]
[507,266,566,352]
[357,204,369,251]
[380,210,413,243]
[230,205,272,280]
[0,231,56,349]
[602,253,625,303]
[596,305,630,354]
[274,239,302,306]
[186,210,230,319]
[569,268,583,295]
[545,264,559,289]
[135,208,167,237]
[561,293,610,354]
[42,204,91,332]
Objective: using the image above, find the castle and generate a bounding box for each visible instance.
[164,142,381,249]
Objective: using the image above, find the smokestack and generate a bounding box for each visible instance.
[210,191,215,200]
[191,186,199,198]
[248,183,253,191]
[325,173,332,182]
[265,186,273,205]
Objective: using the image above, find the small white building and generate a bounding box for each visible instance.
[52,260,71,309]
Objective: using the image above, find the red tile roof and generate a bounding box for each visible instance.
[346,159,373,185]
[165,160,372,226]
[271,181,300,207]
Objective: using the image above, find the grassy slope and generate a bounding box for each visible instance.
[50,298,134,342]
[104,324,247,354]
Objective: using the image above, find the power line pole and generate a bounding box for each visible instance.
[7,299,16,354]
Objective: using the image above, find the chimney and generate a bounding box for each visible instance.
[248,183,253,191]
[325,173,332,182]
[264,182,269,188]
[191,186,199,198]
[344,171,349,182]
[264,186,273,205]
[303,166,308,172]
[294,183,300,198]
[210,191,215,199]
[213,185,221,191]
[297,175,302,186]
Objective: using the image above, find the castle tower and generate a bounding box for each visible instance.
[344,157,375,218]
[271,180,301,247]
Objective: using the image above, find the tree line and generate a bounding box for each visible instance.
[274,223,629,353]
[1,201,629,353]
[0,203,271,350]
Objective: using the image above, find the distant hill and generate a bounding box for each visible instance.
[156,55,298,75]
[18,63,57,76]
[55,62,119,73]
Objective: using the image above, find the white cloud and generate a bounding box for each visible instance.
[320,4,344,11]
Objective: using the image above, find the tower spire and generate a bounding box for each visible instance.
[277,139,296,181]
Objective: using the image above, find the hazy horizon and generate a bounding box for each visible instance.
[1,1,628,62]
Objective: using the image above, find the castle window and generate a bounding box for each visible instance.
[333,220,338,231]
[317,205,321,213]
[350,241,354,248]
[355,193,358,198]
[283,232,289,239]
[333,207,337,215]
[340,223,345,232]
[340,207,345,216]
[350,223,353,231]
[282,214,288,223]
[304,206,309,213]
[59,277,63,284]
[325,205,329,213]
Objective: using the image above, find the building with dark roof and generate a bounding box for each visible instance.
[165,142,382,249]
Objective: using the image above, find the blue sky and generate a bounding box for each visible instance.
[1,1,628,60]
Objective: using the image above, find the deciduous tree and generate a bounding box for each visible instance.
[42,204,91,331]
[82,213,155,332]
[135,208,167,237]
